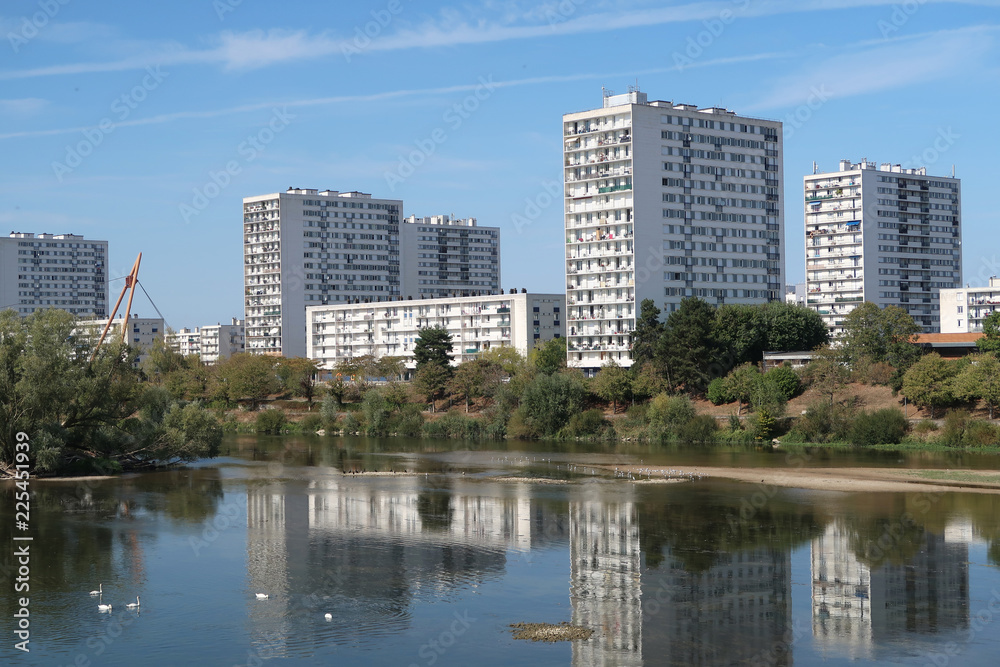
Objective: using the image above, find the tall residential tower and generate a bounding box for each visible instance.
[243,189,402,357]
[804,160,961,334]
[563,89,783,372]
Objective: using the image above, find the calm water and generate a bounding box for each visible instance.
[3,435,1000,666]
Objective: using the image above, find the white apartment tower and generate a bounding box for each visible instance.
[939,277,1000,333]
[0,232,108,318]
[563,89,783,371]
[400,214,500,298]
[804,159,961,334]
[243,189,402,357]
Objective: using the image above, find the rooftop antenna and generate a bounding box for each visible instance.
[813,161,818,174]
[952,164,956,178]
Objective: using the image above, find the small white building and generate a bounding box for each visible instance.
[167,327,202,357]
[76,315,165,366]
[939,277,1000,333]
[306,292,565,370]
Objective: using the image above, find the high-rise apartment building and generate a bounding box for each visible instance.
[243,189,403,357]
[563,89,783,372]
[804,159,961,334]
[0,232,108,318]
[399,215,500,298]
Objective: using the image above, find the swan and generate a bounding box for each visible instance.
[126,596,140,609]
[89,584,103,596]
[255,593,269,600]
[324,613,332,621]
[98,603,112,612]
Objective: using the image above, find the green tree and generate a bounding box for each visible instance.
[659,297,720,394]
[448,359,503,413]
[143,335,188,383]
[901,352,960,418]
[530,337,567,375]
[277,357,320,405]
[375,356,406,382]
[976,312,1000,355]
[955,354,1000,419]
[714,302,829,367]
[414,326,454,370]
[413,361,451,412]
[591,359,632,414]
[805,345,851,407]
[631,299,663,369]
[515,371,587,437]
[841,302,920,365]
[722,363,760,416]
[216,354,280,410]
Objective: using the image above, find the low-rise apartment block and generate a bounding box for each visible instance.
[76,315,164,366]
[939,277,1000,333]
[166,318,245,363]
[306,292,564,370]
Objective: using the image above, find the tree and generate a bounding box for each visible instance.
[216,354,280,410]
[414,327,454,370]
[591,359,632,414]
[805,345,851,407]
[277,357,320,405]
[722,363,761,416]
[375,356,406,382]
[631,299,663,369]
[901,352,960,418]
[479,346,527,378]
[714,302,829,367]
[955,354,1000,419]
[530,337,567,375]
[448,359,503,413]
[143,335,188,383]
[0,309,222,474]
[841,302,920,365]
[660,298,721,395]
[515,371,588,437]
[413,361,451,412]
[976,312,1000,355]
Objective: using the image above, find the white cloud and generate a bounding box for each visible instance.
[0,0,990,79]
[0,98,48,115]
[748,26,995,109]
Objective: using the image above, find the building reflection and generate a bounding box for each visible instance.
[811,520,970,660]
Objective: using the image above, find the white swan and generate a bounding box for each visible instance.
[89,584,103,596]
[98,603,112,612]
[255,593,269,600]
[126,596,140,609]
[324,613,332,621]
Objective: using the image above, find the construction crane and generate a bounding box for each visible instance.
[89,253,142,363]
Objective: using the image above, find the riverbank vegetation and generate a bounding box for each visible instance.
[6,301,1000,476]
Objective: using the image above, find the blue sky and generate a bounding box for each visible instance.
[1,0,997,329]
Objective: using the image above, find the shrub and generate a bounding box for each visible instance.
[677,415,718,444]
[518,372,587,436]
[422,412,484,440]
[849,408,907,446]
[648,393,696,427]
[562,409,609,437]
[393,405,425,437]
[255,408,287,434]
[320,394,340,429]
[766,365,802,400]
[938,411,1000,447]
[753,409,776,441]
[706,377,732,405]
[299,413,323,434]
[341,413,361,434]
[913,420,939,435]
[851,360,895,386]
[964,420,1000,447]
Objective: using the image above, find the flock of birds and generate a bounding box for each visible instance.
[89,584,139,613]
[614,467,705,481]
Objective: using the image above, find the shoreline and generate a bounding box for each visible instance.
[601,465,1000,494]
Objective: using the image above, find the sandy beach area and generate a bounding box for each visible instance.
[603,465,1000,494]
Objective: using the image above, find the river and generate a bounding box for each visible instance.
[2,434,999,666]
